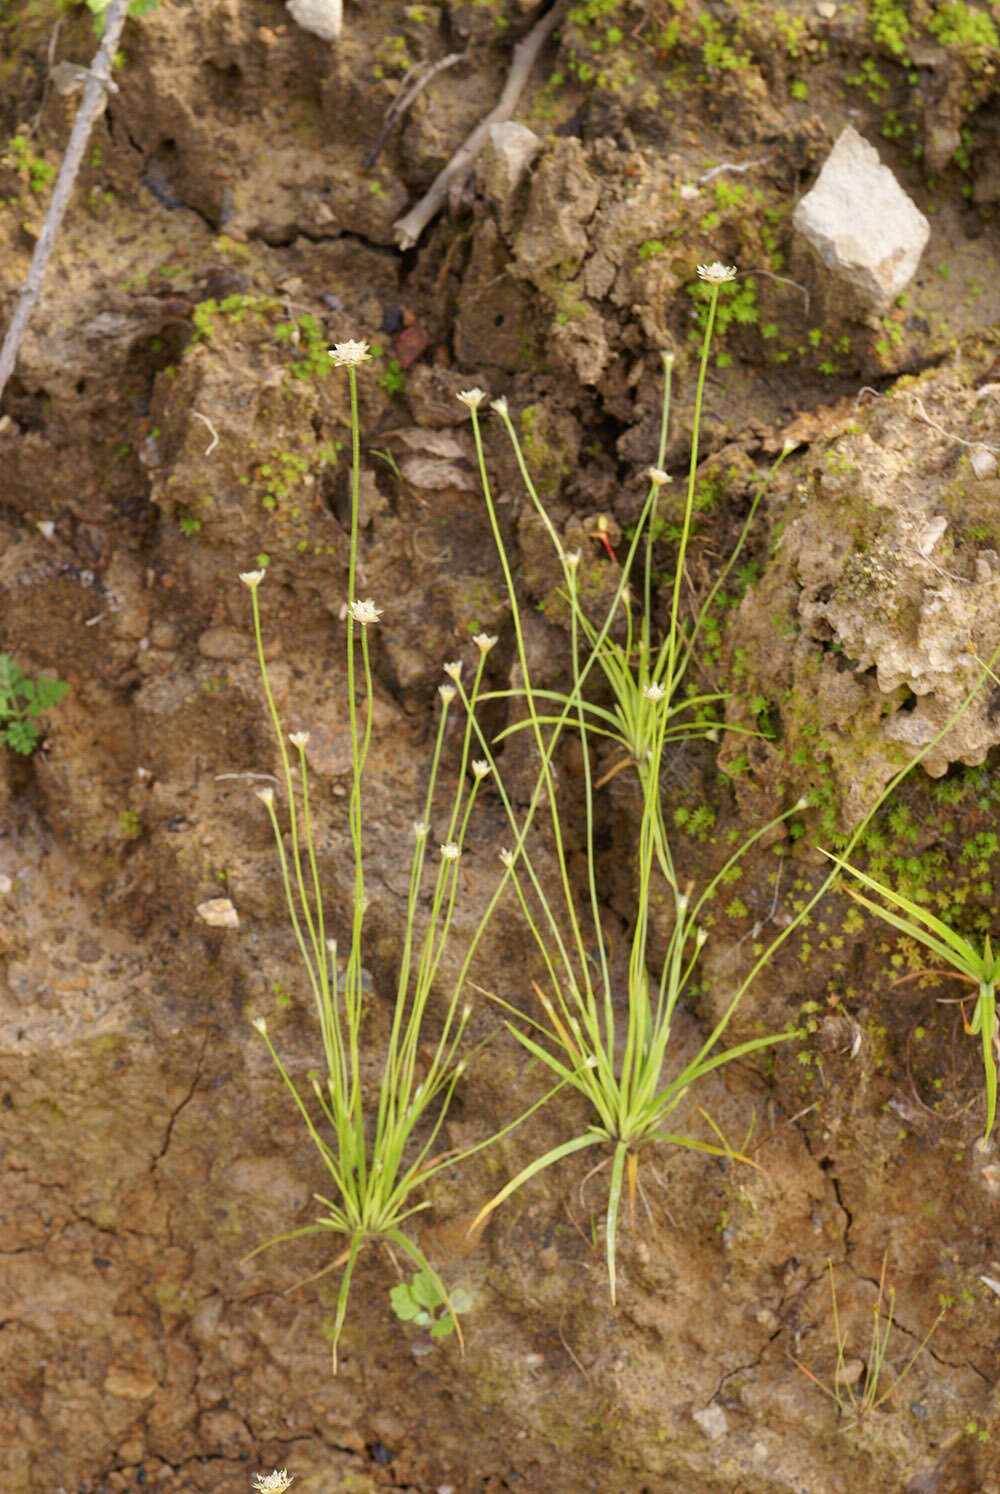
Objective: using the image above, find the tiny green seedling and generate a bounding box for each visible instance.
[791,1253,947,1428]
[390,1269,472,1339]
[0,654,68,754]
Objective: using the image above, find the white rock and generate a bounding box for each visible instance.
[286,0,342,41]
[196,898,240,929]
[478,122,543,231]
[692,1404,728,1440]
[970,444,998,479]
[792,125,930,312]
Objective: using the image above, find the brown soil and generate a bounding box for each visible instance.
[2,3,1000,1492]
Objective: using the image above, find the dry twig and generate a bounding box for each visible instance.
[393,0,565,250]
[0,0,131,404]
[363,52,467,170]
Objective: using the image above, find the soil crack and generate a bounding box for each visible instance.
[150,1030,209,1169]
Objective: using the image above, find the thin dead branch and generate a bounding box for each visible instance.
[363,52,467,170]
[0,0,131,405]
[393,0,566,250]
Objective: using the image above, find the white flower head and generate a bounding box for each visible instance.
[413,819,429,839]
[499,847,514,868]
[289,731,310,750]
[256,787,276,808]
[565,549,581,572]
[251,1017,268,1037]
[473,632,498,654]
[239,569,266,589]
[348,599,383,626]
[443,660,463,682]
[252,1473,294,1494]
[440,842,461,861]
[782,437,801,457]
[471,759,491,780]
[457,387,486,409]
[439,683,457,705]
[643,682,666,702]
[697,261,738,284]
[646,467,671,487]
[329,340,371,367]
[490,395,509,417]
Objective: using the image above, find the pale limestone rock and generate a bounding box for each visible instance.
[286,0,341,41]
[477,122,542,233]
[197,898,239,929]
[792,125,930,312]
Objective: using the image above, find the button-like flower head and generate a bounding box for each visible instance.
[696,262,738,284]
[348,599,383,626]
[252,1473,294,1493]
[329,340,371,367]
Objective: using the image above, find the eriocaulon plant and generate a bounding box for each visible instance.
[457,261,1000,1302]
[448,272,808,1300]
[485,261,796,885]
[241,339,501,1369]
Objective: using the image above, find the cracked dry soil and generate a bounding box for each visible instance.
[2,1,1000,1491]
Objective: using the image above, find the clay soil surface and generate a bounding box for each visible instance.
[3,2,1000,1492]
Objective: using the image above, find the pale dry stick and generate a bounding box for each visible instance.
[746,266,810,315]
[0,0,131,404]
[192,410,219,455]
[393,0,566,249]
[24,16,65,139]
[363,51,467,170]
[215,771,281,785]
[698,158,769,183]
[557,1309,592,1380]
[911,394,1000,454]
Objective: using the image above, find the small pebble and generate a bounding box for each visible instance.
[693,1404,728,1440]
[970,444,998,479]
[196,898,239,929]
